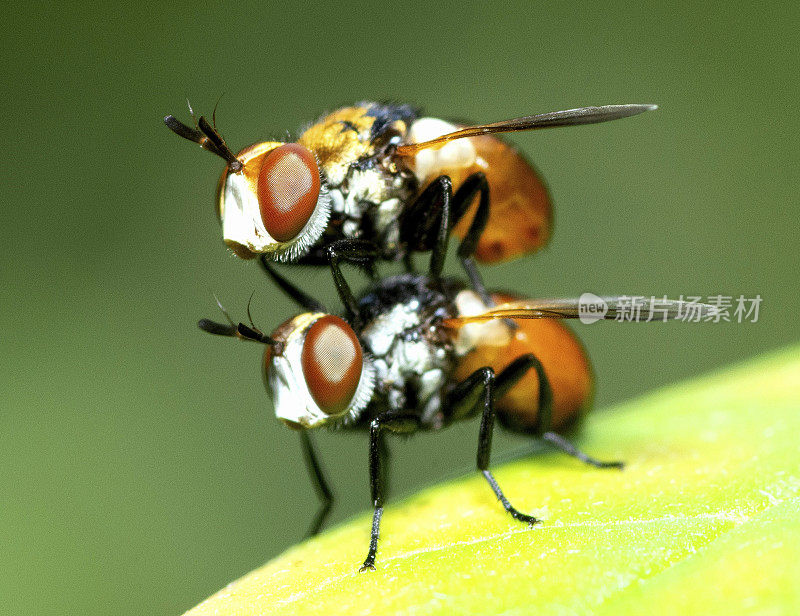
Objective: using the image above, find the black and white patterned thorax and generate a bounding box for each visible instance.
[342,274,512,430]
[354,275,458,428]
[325,161,416,255]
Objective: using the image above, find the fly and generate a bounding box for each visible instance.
[166,101,656,308]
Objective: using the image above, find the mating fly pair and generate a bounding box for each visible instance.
[165,101,656,305]
[168,98,697,571]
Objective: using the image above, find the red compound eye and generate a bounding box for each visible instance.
[257,143,321,242]
[301,316,363,415]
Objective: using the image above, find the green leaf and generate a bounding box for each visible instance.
[184,345,800,615]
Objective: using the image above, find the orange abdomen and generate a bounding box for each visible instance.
[437,136,552,263]
[453,293,592,432]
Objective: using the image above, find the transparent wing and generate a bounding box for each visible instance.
[441,296,719,327]
[395,104,657,156]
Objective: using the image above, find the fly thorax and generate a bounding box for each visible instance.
[326,163,413,248]
[360,299,449,413]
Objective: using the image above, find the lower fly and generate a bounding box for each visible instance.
[199,253,717,570]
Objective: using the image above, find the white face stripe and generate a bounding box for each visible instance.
[266,152,313,213]
[309,323,357,383]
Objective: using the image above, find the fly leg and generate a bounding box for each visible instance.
[259,255,327,313]
[325,238,381,328]
[400,175,452,281]
[447,365,540,526]
[360,413,419,571]
[299,431,334,537]
[497,354,624,469]
[260,240,378,325]
[378,432,391,504]
[451,172,493,306]
[541,432,624,469]
[401,172,493,303]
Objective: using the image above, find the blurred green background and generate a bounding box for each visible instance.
[2,2,797,614]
